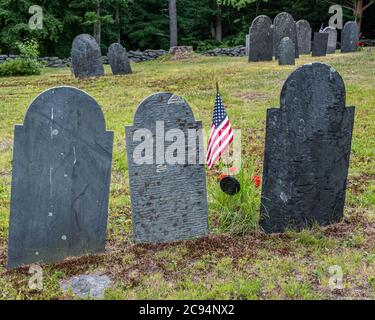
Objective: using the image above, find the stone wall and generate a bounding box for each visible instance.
[1,40,373,68]
[202,46,246,57]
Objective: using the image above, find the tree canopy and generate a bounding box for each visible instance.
[0,0,371,57]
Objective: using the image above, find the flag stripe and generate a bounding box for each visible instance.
[206,93,233,169]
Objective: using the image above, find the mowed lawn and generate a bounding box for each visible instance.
[0,50,374,299]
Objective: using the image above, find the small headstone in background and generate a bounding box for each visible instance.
[107,43,132,75]
[296,20,312,55]
[323,26,337,54]
[248,15,273,62]
[71,34,104,78]
[341,21,359,53]
[8,87,113,269]
[260,63,355,233]
[169,46,194,60]
[60,275,112,299]
[126,93,208,243]
[312,32,329,57]
[273,12,299,59]
[245,34,250,57]
[278,37,295,65]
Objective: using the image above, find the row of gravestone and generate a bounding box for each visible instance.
[71,34,132,78]
[7,62,355,269]
[247,12,359,65]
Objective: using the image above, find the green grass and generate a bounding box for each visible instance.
[0,50,374,300]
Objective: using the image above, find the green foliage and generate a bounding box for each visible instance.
[0,38,41,76]
[208,161,260,235]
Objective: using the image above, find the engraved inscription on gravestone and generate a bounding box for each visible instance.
[260,63,355,233]
[8,87,113,269]
[126,93,208,243]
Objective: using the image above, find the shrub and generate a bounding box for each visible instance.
[0,39,42,76]
[208,160,261,235]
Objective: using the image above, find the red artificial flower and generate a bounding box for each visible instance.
[252,175,261,188]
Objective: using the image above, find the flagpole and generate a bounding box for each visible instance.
[216,81,219,95]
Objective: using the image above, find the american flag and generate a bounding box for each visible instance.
[206,93,234,169]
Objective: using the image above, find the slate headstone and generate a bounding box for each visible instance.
[278,37,295,65]
[296,20,312,55]
[341,21,359,53]
[126,93,208,243]
[312,32,329,57]
[71,34,104,78]
[323,26,337,54]
[260,63,355,233]
[248,15,273,62]
[273,12,299,59]
[107,43,132,75]
[8,87,114,269]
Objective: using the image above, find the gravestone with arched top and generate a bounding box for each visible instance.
[273,12,299,59]
[296,20,311,55]
[260,63,355,233]
[126,92,208,243]
[341,21,359,53]
[248,15,273,62]
[8,87,113,269]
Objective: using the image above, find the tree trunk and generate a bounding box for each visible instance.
[116,5,120,43]
[169,0,178,47]
[354,0,364,33]
[94,0,101,45]
[215,5,222,42]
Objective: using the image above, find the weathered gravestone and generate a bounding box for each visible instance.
[8,87,114,269]
[248,15,273,62]
[260,63,355,233]
[323,26,337,54]
[278,37,295,65]
[273,12,299,59]
[296,20,312,55]
[126,93,208,243]
[341,21,359,53]
[71,34,104,78]
[108,43,132,75]
[312,32,329,57]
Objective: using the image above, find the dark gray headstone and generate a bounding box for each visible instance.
[312,32,329,57]
[8,87,113,269]
[323,26,337,54]
[260,63,355,233]
[296,20,312,55]
[273,12,299,59]
[278,37,295,65]
[71,34,104,78]
[126,93,208,243]
[341,21,359,53]
[248,15,273,62]
[108,43,132,75]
